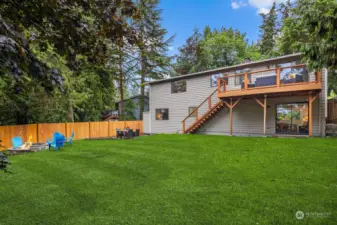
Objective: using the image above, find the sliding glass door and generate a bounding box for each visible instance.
[276,103,309,135]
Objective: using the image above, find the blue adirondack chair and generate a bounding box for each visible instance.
[12,136,23,148]
[66,131,74,144]
[46,132,65,150]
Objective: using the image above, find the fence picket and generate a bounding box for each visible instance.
[0,121,143,150]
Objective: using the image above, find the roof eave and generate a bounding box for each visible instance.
[147,53,302,85]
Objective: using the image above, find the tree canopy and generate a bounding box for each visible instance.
[174,27,261,75]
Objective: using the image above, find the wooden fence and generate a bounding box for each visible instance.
[328,99,337,123]
[0,121,143,150]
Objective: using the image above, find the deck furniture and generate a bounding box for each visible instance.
[127,129,135,139]
[46,132,65,150]
[116,129,124,138]
[255,75,276,87]
[282,74,304,84]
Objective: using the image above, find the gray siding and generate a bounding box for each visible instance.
[150,73,217,133]
[197,96,321,136]
[143,111,150,133]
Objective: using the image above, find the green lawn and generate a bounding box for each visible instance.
[1,135,337,225]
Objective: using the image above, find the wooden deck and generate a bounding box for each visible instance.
[217,82,322,98]
[217,64,322,99]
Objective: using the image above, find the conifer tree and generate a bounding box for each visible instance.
[259,2,278,56]
[133,0,174,120]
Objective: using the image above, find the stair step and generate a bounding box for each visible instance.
[185,100,225,133]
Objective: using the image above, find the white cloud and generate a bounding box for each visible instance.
[248,0,275,9]
[258,7,270,14]
[248,0,295,14]
[231,2,240,9]
[168,46,174,52]
[231,1,247,10]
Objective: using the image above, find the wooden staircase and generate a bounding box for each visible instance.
[182,84,225,134]
[183,101,225,134]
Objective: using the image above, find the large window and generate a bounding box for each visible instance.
[171,80,186,93]
[155,108,169,120]
[276,103,309,135]
[188,107,197,117]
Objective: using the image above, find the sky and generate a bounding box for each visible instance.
[159,0,291,56]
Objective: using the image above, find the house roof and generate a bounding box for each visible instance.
[147,53,302,85]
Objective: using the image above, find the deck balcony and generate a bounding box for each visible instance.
[217,64,322,99]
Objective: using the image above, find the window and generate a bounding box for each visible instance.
[276,103,308,135]
[189,107,197,117]
[210,74,221,87]
[171,80,186,93]
[235,75,244,86]
[155,108,169,120]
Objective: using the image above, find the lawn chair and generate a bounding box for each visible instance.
[66,131,74,144]
[12,136,23,148]
[116,128,124,139]
[127,129,135,139]
[46,132,65,150]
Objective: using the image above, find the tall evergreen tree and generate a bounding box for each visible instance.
[133,0,174,120]
[280,0,337,71]
[259,2,278,56]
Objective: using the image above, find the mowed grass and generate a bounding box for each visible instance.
[1,135,337,225]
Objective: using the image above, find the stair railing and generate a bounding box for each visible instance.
[182,80,225,133]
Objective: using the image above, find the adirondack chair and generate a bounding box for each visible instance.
[12,136,23,148]
[66,131,74,144]
[46,132,65,150]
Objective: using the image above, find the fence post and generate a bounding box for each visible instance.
[36,123,39,143]
[65,122,68,138]
[89,121,91,139]
[108,121,111,137]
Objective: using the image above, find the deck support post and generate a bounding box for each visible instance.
[224,98,241,136]
[264,95,267,136]
[253,95,267,136]
[309,92,313,137]
[308,92,319,137]
[230,99,233,135]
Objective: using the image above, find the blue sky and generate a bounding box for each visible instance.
[159,0,289,56]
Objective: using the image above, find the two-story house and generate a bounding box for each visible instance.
[143,53,327,137]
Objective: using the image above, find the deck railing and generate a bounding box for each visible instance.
[182,84,223,133]
[217,64,321,94]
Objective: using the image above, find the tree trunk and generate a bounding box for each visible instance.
[118,50,124,120]
[67,100,74,122]
[139,51,145,120]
